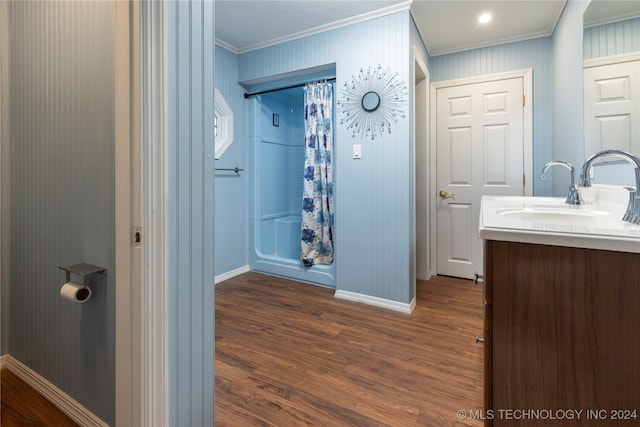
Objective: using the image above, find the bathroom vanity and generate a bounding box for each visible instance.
[479,193,640,426]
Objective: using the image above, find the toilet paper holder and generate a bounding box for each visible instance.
[58,263,108,283]
[58,263,107,303]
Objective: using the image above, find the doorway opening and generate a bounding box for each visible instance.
[429,69,533,279]
[247,69,337,288]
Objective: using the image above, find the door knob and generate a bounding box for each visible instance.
[439,190,455,199]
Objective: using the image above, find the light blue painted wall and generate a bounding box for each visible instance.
[214,45,249,276]
[552,0,589,196]
[6,1,115,424]
[411,16,430,71]
[584,17,640,60]
[240,11,413,304]
[429,37,554,196]
[166,1,215,425]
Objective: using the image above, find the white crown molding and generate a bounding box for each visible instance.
[548,0,568,35]
[334,290,416,314]
[215,38,239,55]
[3,355,109,427]
[427,31,551,57]
[224,0,412,55]
[584,11,640,29]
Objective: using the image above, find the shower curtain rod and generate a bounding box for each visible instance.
[243,78,336,99]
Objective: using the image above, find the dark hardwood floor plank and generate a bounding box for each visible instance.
[1,369,79,427]
[2,272,482,427]
[215,272,484,426]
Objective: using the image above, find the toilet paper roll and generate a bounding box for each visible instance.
[60,282,92,303]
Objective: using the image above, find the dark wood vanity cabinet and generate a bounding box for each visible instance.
[483,240,640,426]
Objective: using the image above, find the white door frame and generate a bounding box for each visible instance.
[138,0,168,425]
[413,46,430,286]
[583,52,640,69]
[428,69,533,275]
[115,1,167,426]
[114,2,142,425]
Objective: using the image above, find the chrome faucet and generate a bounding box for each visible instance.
[579,149,640,225]
[540,161,582,205]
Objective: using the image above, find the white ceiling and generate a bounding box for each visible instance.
[215,0,568,56]
[215,0,411,53]
[215,0,640,56]
[583,0,640,28]
[411,1,566,55]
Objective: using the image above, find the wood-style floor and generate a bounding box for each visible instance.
[1,369,79,427]
[216,272,484,427]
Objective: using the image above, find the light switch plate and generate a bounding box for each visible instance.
[353,144,362,159]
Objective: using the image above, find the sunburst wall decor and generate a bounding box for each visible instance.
[337,65,408,140]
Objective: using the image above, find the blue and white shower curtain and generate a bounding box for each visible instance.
[301,82,334,266]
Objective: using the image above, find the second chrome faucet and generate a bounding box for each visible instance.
[541,151,640,225]
[579,149,640,225]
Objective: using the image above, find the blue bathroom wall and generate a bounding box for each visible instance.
[584,18,640,60]
[214,45,249,277]
[410,17,430,71]
[552,0,589,196]
[429,36,554,196]
[241,10,414,305]
[6,1,115,423]
[166,1,215,425]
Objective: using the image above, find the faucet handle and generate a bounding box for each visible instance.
[566,185,583,205]
[622,187,638,223]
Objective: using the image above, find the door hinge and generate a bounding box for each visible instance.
[523,174,526,186]
[522,95,525,107]
[133,226,142,248]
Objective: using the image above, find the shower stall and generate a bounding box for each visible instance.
[248,83,336,288]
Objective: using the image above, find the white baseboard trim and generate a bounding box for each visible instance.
[215,264,250,284]
[3,355,109,427]
[334,290,416,314]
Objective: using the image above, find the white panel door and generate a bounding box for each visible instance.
[436,78,524,279]
[584,60,640,156]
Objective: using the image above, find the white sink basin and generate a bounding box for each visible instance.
[490,196,566,204]
[498,207,612,228]
[479,195,640,253]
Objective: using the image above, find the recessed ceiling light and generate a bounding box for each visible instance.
[479,13,492,24]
